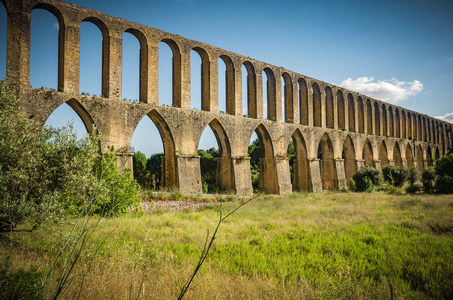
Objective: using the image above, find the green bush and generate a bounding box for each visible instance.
[422,166,436,194]
[382,165,408,187]
[407,167,421,186]
[351,165,383,192]
[0,79,140,231]
[422,167,436,194]
[434,153,453,194]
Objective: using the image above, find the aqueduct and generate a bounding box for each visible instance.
[2,0,452,195]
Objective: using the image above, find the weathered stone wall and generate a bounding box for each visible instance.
[3,0,452,195]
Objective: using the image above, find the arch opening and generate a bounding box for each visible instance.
[382,105,388,136]
[357,97,364,133]
[401,110,406,139]
[79,21,103,97]
[299,78,308,125]
[337,91,345,130]
[43,101,92,140]
[393,142,402,167]
[197,119,233,193]
[122,31,140,102]
[190,49,202,110]
[348,93,355,132]
[243,62,256,118]
[318,133,336,190]
[363,139,374,167]
[395,109,401,138]
[262,68,276,121]
[406,144,414,168]
[248,124,276,193]
[426,146,433,166]
[366,100,372,134]
[282,73,293,123]
[131,111,176,190]
[241,64,248,117]
[379,141,390,167]
[30,8,60,90]
[389,107,394,137]
[158,41,174,107]
[343,135,356,184]
[290,129,309,191]
[218,57,227,114]
[312,82,321,127]
[325,86,334,129]
[374,102,380,135]
[416,145,424,172]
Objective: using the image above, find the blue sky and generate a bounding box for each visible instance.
[1,0,452,157]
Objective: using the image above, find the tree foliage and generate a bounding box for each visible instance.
[0,80,140,231]
[382,165,408,187]
[351,165,383,192]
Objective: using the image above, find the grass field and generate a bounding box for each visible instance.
[2,191,453,299]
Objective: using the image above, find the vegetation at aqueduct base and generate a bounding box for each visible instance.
[2,192,453,299]
[1,80,453,299]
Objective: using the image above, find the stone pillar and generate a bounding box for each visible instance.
[148,45,159,105]
[6,9,31,86]
[270,76,280,122]
[259,158,278,194]
[103,35,122,100]
[275,157,292,194]
[356,159,365,170]
[389,160,395,166]
[139,41,152,104]
[179,51,191,109]
[233,65,242,116]
[207,59,218,112]
[401,159,408,168]
[245,70,258,119]
[200,57,213,112]
[293,158,310,191]
[231,157,253,196]
[255,72,263,119]
[308,159,322,192]
[335,158,347,189]
[116,153,133,174]
[216,157,234,192]
[176,155,202,194]
[161,154,176,191]
[60,24,80,93]
[320,90,326,128]
[374,159,382,170]
[292,81,299,124]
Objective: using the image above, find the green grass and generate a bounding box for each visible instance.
[2,191,453,299]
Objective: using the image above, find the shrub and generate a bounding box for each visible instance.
[407,167,421,186]
[352,165,383,192]
[382,165,408,187]
[406,184,420,194]
[0,80,140,231]
[434,153,453,194]
[422,166,436,194]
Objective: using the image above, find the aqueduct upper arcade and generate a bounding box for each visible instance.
[3,0,452,195]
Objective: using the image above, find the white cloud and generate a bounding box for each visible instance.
[339,77,423,103]
[54,22,59,30]
[435,112,453,123]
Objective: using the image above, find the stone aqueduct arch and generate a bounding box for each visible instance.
[2,0,452,195]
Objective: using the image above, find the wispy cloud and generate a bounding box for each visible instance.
[435,112,453,123]
[339,77,423,104]
[54,22,59,30]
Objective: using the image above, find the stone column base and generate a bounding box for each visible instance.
[176,155,201,194]
[308,159,322,192]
